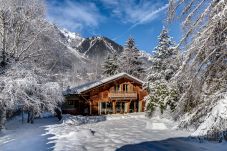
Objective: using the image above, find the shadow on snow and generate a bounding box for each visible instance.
[116,136,226,151]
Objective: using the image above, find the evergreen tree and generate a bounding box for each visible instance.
[120,37,144,78]
[148,27,180,83]
[145,27,181,115]
[102,52,119,76]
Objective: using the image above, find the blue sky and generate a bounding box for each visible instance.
[46,0,182,53]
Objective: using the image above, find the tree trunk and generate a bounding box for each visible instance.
[27,111,30,123]
[30,110,34,124]
[0,108,6,131]
[55,107,62,121]
[27,109,35,124]
[0,11,7,68]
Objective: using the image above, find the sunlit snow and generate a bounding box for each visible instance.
[1,113,226,151]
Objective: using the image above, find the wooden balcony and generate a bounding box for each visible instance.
[108,91,137,100]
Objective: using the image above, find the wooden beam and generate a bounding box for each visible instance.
[127,101,130,113]
[113,100,116,114]
[89,101,92,115]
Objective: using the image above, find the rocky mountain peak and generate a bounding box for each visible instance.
[77,36,123,60]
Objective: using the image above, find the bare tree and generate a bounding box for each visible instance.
[0,0,51,68]
[0,64,64,126]
[0,0,67,130]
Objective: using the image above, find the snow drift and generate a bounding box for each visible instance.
[192,95,227,140]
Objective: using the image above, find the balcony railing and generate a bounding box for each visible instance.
[108,91,137,99]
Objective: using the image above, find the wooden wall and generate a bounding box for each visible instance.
[87,80,147,115]
[64,78,148,115]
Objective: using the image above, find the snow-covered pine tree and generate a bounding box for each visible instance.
[102,52,119,76]
[120,37,144,78]
[145,27,181,115]
[147,27,180,82]
[168,0,227,140]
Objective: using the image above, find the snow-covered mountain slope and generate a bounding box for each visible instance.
[52,27,151,82]
[58,29,121,62]
[41,26,94,74]
[60,28,85,48]
[57,28,152,67]
[58,28,123,61]
[54,28,88,63]
[77,36,123,61]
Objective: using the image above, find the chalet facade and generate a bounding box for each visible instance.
[63,73,148,115]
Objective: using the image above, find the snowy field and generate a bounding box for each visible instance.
[0,113,226,151]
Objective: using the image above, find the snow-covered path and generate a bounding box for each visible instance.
[0,117,57,151]
[0,113,226,151]
[46,113,227,151]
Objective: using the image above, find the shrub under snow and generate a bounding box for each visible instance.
[0,64,64,129]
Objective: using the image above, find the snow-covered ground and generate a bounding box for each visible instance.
[0,116,57,151]
[0,113,226,151]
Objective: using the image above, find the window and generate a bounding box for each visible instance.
[74,101,79,108]
[100,102,113,114]
[68,100,74,105]
[123,84,128,92]
[101,102,112,109]
[115,84,120,92]
[101,102,106,108]
[106,102,112,109]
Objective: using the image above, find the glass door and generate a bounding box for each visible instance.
[99,102,113,115]
[129,101,139,112]
[116,102,126,113]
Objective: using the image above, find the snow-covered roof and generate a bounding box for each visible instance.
[63,72,144,95]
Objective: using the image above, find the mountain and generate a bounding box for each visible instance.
[59,29,123,62]
[56,28,151,83]
[59,28,85,48]
[59,29,152,65]
[77,36,123,61]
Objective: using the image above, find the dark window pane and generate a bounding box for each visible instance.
[123,84,128,92]
[101,102,106,108]
[68,100,74,105]
[115,84,120,91]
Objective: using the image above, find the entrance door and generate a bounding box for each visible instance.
[129,100,139,113]
[116,102,126,113]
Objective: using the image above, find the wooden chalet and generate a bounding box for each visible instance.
[63,73,148,115]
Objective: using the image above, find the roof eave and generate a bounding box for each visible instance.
[79,74,144,94]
